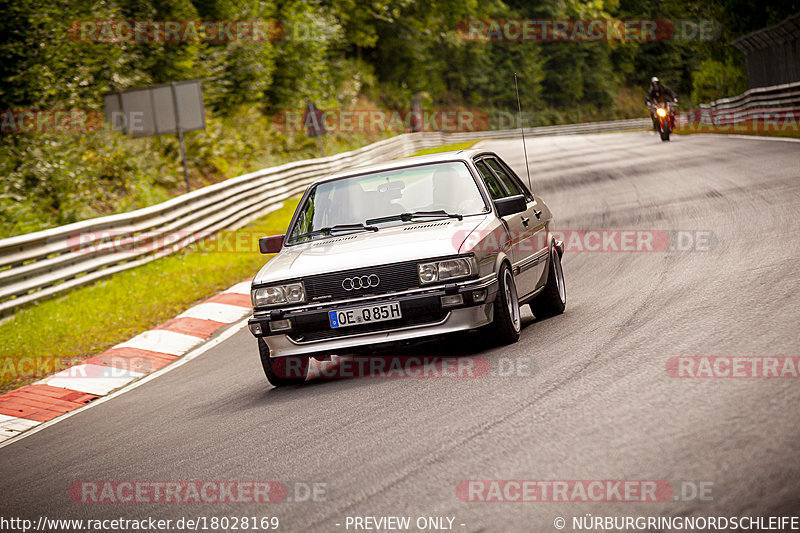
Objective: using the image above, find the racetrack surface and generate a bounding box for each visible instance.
[1,132,799,531]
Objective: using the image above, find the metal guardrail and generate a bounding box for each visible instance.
[692,81,800,125]
[0,119,650,317]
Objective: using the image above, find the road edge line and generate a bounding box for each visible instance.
[681,133,800,143]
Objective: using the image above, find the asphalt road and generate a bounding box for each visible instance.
[2,132,799,532]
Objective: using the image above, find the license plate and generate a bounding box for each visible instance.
[329,302,402,329]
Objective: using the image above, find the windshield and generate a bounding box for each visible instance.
[286,161,489,243]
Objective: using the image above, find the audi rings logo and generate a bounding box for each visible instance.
[342,274,380,291]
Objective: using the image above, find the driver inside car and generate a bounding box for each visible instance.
[432,166,486,213]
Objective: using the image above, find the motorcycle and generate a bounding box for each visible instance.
[651,101,676,142]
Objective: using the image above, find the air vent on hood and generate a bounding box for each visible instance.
[403,221,452,231]
[311,235,359,246]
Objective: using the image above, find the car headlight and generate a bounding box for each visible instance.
[418,257,477,285]
[251,282,306,307]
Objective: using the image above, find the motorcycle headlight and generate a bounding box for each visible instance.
[251,282,306,308]
[656,107,667,117]
[418,256,477,285]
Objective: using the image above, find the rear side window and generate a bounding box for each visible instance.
[475,160,508,200]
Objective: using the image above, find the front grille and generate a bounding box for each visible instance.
[305,260,420,302]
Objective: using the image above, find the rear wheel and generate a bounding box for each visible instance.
[529,248,566,319]
[486,263,521,345]
[258,338,309,387]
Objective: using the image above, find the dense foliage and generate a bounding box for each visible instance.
[1,0,797,236]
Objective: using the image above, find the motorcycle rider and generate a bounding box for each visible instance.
[645,77,678,130]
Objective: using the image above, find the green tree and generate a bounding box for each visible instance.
[691,58,746,102]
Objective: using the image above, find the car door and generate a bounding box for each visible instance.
[476,156,548,298]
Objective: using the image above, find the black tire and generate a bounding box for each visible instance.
[529,248,566,319]
[258,338,309,387]
[486,263,521,345]
[660,123,670,141]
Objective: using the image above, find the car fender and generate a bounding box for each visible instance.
[545,234,565,279]
[458,216,513,281]
[485,251,510,282]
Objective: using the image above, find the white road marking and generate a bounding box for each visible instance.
[224,281,252,295]
[0,415,41,443]
[687,133,800,143]
[115,329,205,355]
[38,364,145,396]
[178,302,250,323]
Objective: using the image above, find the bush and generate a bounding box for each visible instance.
[0,104,388,239]
[691,59,747,104]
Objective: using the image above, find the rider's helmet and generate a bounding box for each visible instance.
[650,77,659,86]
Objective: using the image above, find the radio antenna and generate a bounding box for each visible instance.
[514,73,532,191]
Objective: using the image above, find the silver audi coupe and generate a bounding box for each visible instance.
[248,149,566,386]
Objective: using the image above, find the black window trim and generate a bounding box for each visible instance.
[473,159,508,201]
[473,154,535,202]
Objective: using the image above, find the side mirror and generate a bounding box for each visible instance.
[494,195,527,217]
[259,235,285,254]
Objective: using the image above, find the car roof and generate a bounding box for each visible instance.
[311,148,492,185]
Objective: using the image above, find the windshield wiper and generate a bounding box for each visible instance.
[366,210,463,225]
[294,223,378,241]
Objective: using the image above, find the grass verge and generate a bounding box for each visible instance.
[0,200,298,393]
[409,141,479,157]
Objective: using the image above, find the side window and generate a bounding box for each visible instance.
[485,158,530,200]
[474,160,507,200]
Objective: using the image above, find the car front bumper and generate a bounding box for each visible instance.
[248,277,497,358]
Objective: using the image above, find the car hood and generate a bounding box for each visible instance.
[254,216,488,285]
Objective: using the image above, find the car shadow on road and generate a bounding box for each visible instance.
[205,315,544,416]
[297,332,493,387]
[253,314,542,401]
[188,313,544,419]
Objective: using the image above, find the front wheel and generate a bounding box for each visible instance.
[258,338,309,387]
[529,248,566,319]
[486,263,521,345]
[660,120,671,141]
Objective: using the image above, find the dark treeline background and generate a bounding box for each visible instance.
[0,0,797,236]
